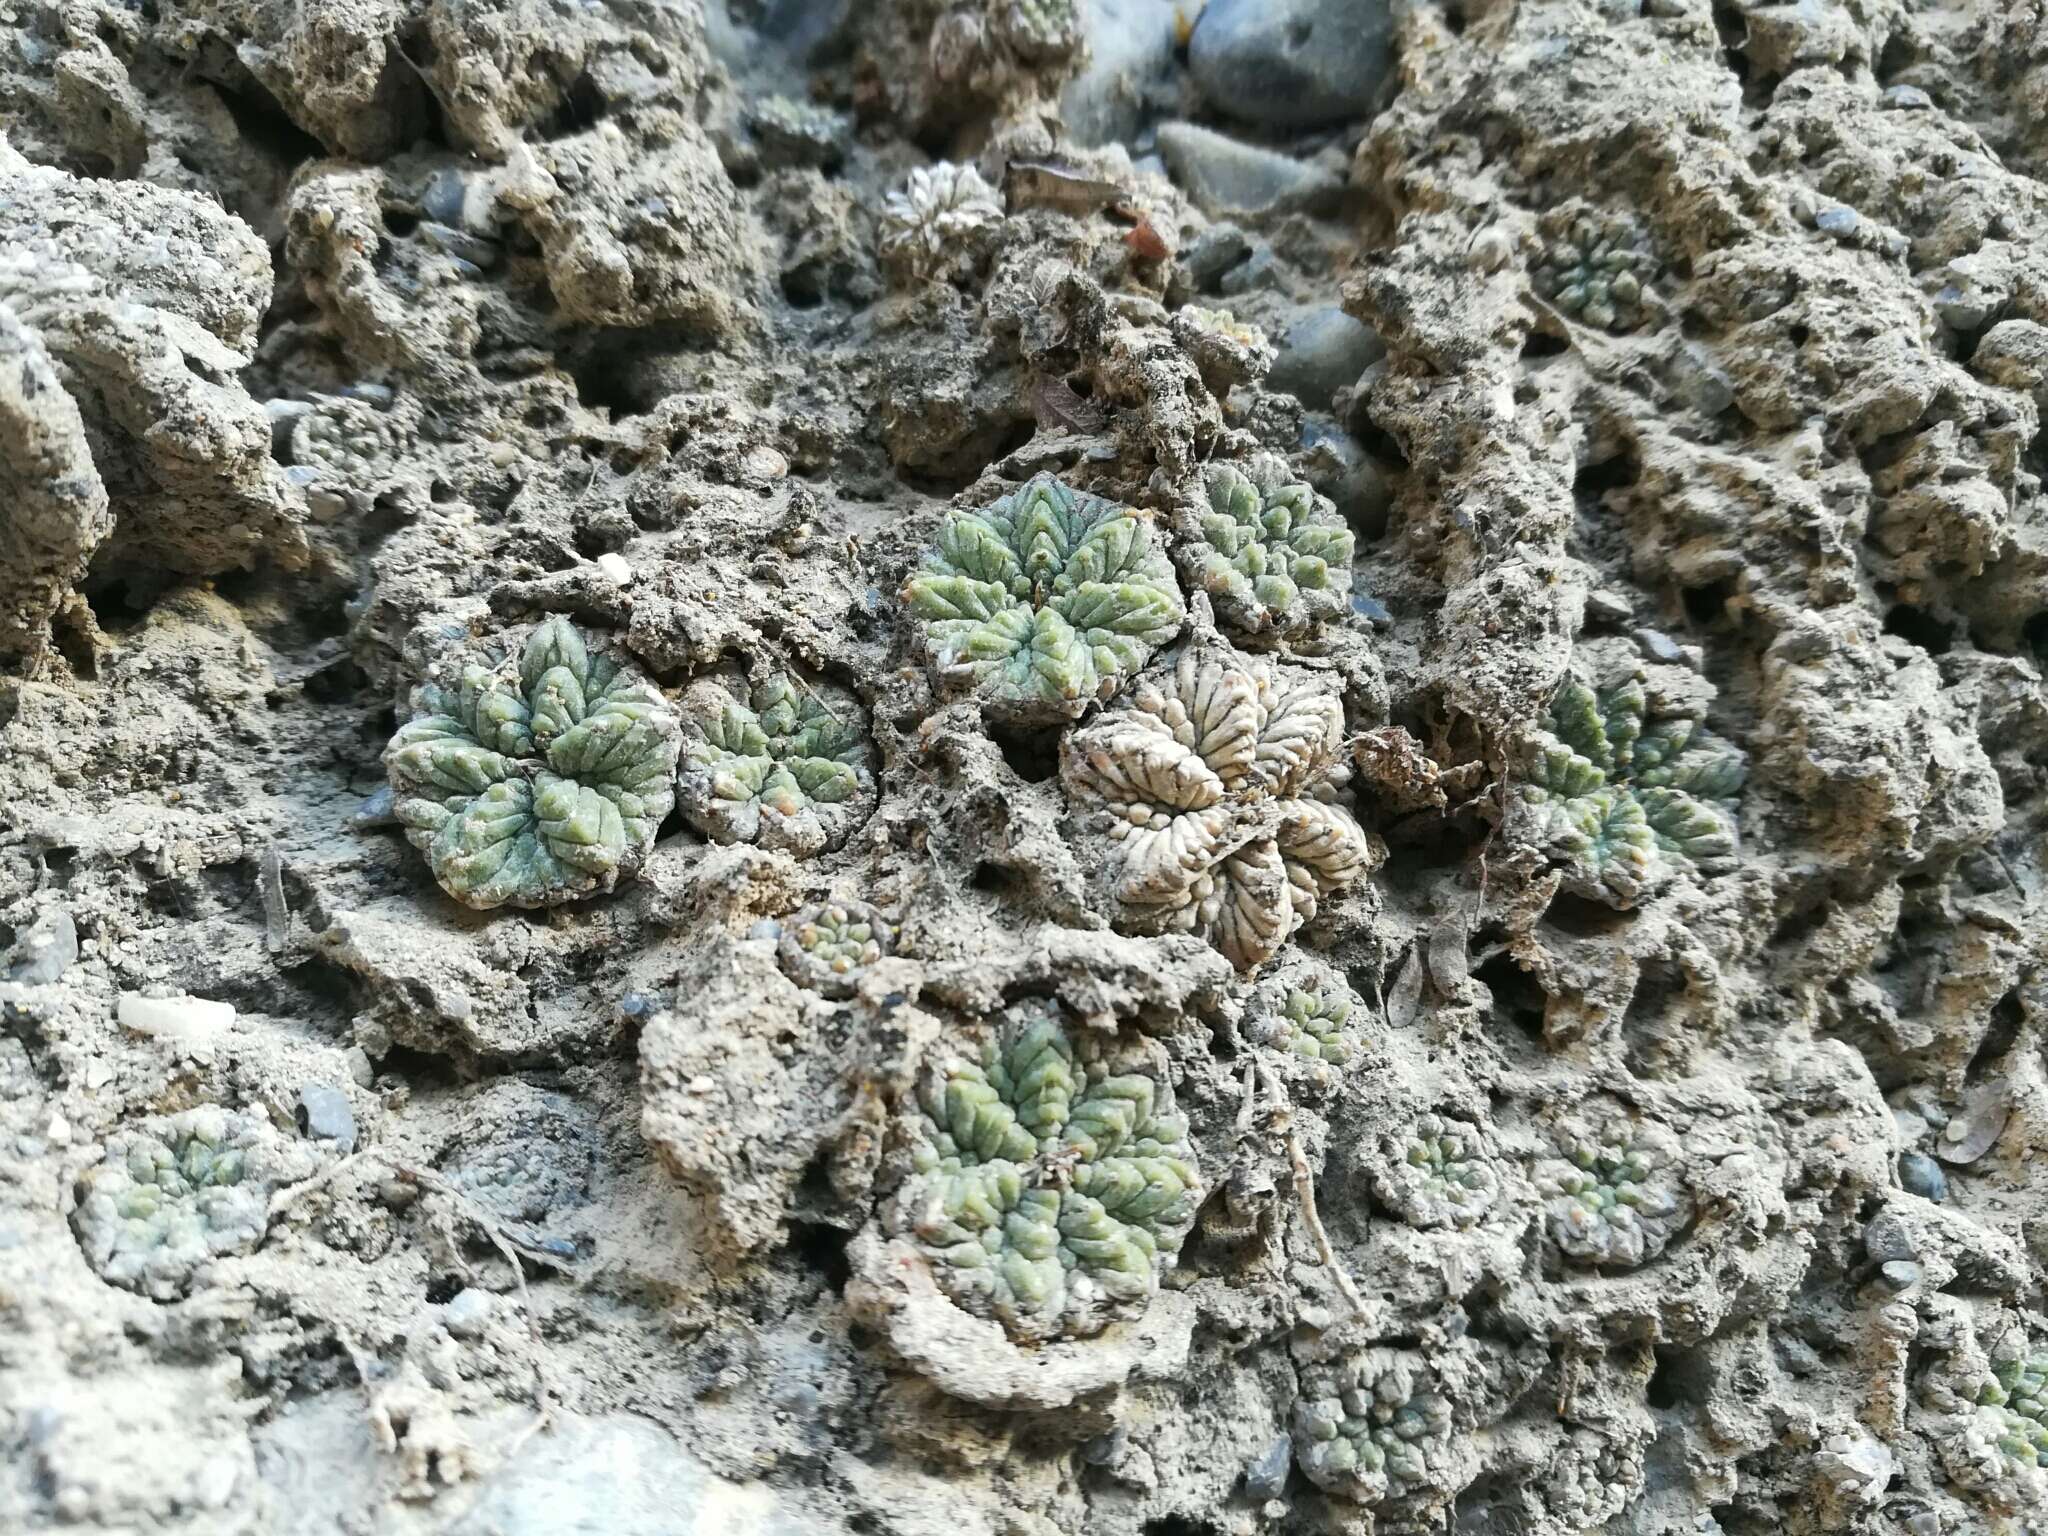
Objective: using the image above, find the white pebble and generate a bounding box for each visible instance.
[596,552,633,584]
[117,992,235,1040]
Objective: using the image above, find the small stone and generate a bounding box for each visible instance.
[421,167,468,226]
[1218,245,1284,296]
[1584,589,1635,625]
[618,991,660,1020]
[1641,0,1686,14]
[1156,121,1344,218]
[1933,286,1989,332]
[1182,224,1252,292]
[1188,0,1395,129]
[1903,1513,1940,1536]
[1879,1260,1922,1292]
[1245,1433,1293,1499]
[1266,306,1386,411]
[1672,342,1737,415]
[596,551,633,584]
[344,1047,376,1087]
[297,1084,357,1153]
[1788,191,1817,226]
[443,1287,496,1339]
[1298,419,1391,536]
[1633,627,1689,666]
[1898,1152,1947,1202]
[351,783,399,830]
[1815,206,1861,239]
[1862,1211,1916,1264]
[117,992,234,1041]
[1468,226,1513,272]
[8,908,77,986]
[1349,593,1392,629]
[1083,1426,1127,1465]
[1881,84,1933,111]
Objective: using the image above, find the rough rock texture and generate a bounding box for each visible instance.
[5,0,2048,1533]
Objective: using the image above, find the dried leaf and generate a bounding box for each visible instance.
[1032,375,1106,434]
[1384,946,1424,1031]
[1004,159,1127,217]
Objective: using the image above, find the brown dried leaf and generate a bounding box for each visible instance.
[1032,375,1106,434]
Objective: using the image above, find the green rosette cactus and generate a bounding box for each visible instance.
[1372,1114,1501,1230]
[71,1107,311,1300]
[777,899,895,999]
[1979,1353,2048,1468]
[1531,203,1661,333]
[904,474,1186,722]
[386,617,681,909]
[1186,458,1354,637]
[1517,668,1745,907]
[1293,1349,1460,1507]
[676,672,874,855]
[1533,1116,1691,1269]
[891,1010,1202,1342]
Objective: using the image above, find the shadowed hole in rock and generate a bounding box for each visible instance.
[1473,952,1546,1044]
[2022,610,2048,664]
[1522,327,1569,360]
[987,721,1061,783]
[1965,990,2024,1083]
[1141,1519,1221,1536]
[1681,576,1737,628]
[1884,604,1953,656]
[1623,957,1692,1079]
[971,861,1027,897]
[787,1218,852,1295]
[1541,890,1633,938]
[205,75,327,172]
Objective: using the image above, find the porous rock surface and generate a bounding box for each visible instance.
[4,1,2048,1533]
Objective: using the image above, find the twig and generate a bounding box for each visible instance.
[1252,1061,1367,1321]
[269,1148,555,1436]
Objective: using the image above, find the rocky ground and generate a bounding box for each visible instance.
[3,0,2048,1532]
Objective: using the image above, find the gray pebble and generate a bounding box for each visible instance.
[419,221,501,269]
[1879,1260,1923,1292]
[1584,589,1635,625]
[338,381,395,408]
[421,167,469,226]
[351,783,399,830]
[1933,286,1989,332]
[1899,1152,1948,1203]
[1218,245,1285,296]
[1633,627,1690,666]
[1862,1211,1917,1264]
[1881,85,1933,111]
[1245,1433,1293,1499]
[1156,121,1344,218]
[1182,224,1252,292]
[1672,342,1737,416]
[8,908,78,987]
[618,991,661,1020]
[1266,306,1386,412]
[1189,0,1394,129]
[1815,206,1861,239]
[1903,1513,1940,1536]
[1082,1426,1128,1465]
[443,1287,496,1339]
[746,918,783,942]
[1641,0,1687,14]
[1349,593,1392,629]
[297,1085,357,1153]
[1298,419,1392,536]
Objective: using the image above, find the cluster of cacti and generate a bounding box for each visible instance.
[877,162,1004,282]
[1516,669,1746,906]
[1533,1117,1691,1268]
[778,899,894,998]
[1172,305,1274,393]
[1061,645,1374,969]
[1373,1114,1501,1229]
[385,617,682,908]
[1183,458,1355,637]
[1979,1353,2048,1468]
[1293,1348,1458,1505]
[996,0,1081,61]
[1530,204,1661,332]
[676,672,874,855]
[890,1009,1202,1342]
[904,474,1186,722]
[1250,986,1357,1066]
[70,1108,287,1300]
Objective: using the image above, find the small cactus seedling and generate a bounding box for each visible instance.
[1516,670,1745,907]
[1979,1353,2048,1468]
[1061,645,1375,969]
[385,618,681,908]
[1171,306,1274,395]
[1184,458,1354,637]
[676,672,874,856]
[778,899,895,998]
[1293,1349,1459,1506]
[1533,1116,1691,1269]
[890,1009,1202,1342]
[1373,1114,1502,1229]
[997,0,1082,61]
[71,1107,307,1300]
[1247,983,1358,1067]
[1531,203,1661,332]
[878,162,1003,283]
[904,474,1186,722]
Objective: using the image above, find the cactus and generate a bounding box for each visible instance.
[1172,306,1274,395]
[676,672,873,856]
[878,162,1003,283]
[1061,645,1374,969]
[891,1009,1202,1342]
[1293,1348,1458,1506]
[385,617,681,909]
[1517,670,1745,907]
[1979,1353,2048,1468]
[997,0,1081,61]
[1250,987,1357,1066]
[904,474,1186,722]
[1374,1114,1501,1229]
[778,899,895,998]
[1533,1117,1691,1269]
[1185,458,1354,637]
[70,1108,301,1300]
[1531,203,1661,332]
